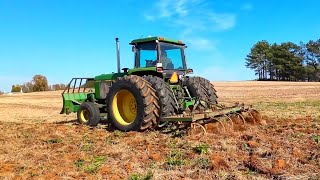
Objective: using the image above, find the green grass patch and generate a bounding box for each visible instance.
[114,130,125,137]
[84,156,107,173]
[193,144,209,154]
[165,150,186,167]
[128,171,153,180]
[74,159,85,169]
[80,136,94,151]
[311,134,320,144]
[74,156,107,173]
[166,139,178,149]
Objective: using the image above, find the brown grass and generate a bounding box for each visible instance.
[0,81,319,179]
[214,81,320,119]
[0,91,74,123]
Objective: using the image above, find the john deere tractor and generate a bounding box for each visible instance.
[60,37,253,131]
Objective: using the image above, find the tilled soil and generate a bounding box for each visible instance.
[0,117,319,179]
[0,81,319,179]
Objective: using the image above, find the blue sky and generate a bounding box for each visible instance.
[0,0,319,92]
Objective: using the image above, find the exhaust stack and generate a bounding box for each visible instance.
[115,38,121,73]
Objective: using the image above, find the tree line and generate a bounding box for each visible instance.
[10,74,67,93]
[245,39,320,81]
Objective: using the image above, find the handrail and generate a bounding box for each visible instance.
[62,78,95,94]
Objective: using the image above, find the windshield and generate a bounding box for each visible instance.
[135,42,186,70]
[160,42,185,70]
[135,42,157,68]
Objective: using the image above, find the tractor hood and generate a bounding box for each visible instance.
[94,73,126,81]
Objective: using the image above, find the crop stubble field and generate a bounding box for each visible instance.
[0,81,319,179]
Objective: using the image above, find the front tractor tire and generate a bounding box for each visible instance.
[77,102,100,126]
[106,75,160,131]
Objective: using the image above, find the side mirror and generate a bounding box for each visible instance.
[132,46,136,52]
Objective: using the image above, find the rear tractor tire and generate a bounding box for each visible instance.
[77,102,100,126]
[199,77,218,105]
[143,75,176,118]
[106,75,160,131]
[183,76,209,109]
[183,76,218,109]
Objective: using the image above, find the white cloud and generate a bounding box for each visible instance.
[209,13,236,31]
[142,1,246,55]
[155,0,199,18]
[241,3,253,11]
[144,14,155,21]
[175,0,189,17]
[185,37,217,51]
[144,0,237,33]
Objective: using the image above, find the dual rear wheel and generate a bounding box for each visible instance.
[184,76,218,107]
[106,75,160,131]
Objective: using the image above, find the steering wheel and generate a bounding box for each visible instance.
[145,59,156,67]
[166,62,174,69]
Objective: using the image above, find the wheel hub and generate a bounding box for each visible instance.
[112,89,138,125]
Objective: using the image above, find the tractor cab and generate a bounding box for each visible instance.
[130,37,188,74]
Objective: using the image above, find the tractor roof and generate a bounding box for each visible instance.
[130,36,185,46]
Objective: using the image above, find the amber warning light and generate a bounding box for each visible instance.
[170,72,179,83]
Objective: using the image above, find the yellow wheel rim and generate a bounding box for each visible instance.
[80,109,89,123]
[112,89,137,126]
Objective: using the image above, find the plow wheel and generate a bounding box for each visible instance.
[106,75,160,131]
[143,75,176,122]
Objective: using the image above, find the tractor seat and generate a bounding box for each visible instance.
[122,68,129,73]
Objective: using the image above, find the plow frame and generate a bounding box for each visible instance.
[161,102,252,123]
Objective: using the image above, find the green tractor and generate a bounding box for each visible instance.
[60,37,256,131]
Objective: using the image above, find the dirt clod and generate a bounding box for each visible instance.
[241,134,254,141]
[273,159,286,170]
[248,141,260,148]
[100,166,111,174]
[210,153,230,170]
[150,153,163,161]
[205,123,221,134]
[244,155,271,174]
[292,147,302,158]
